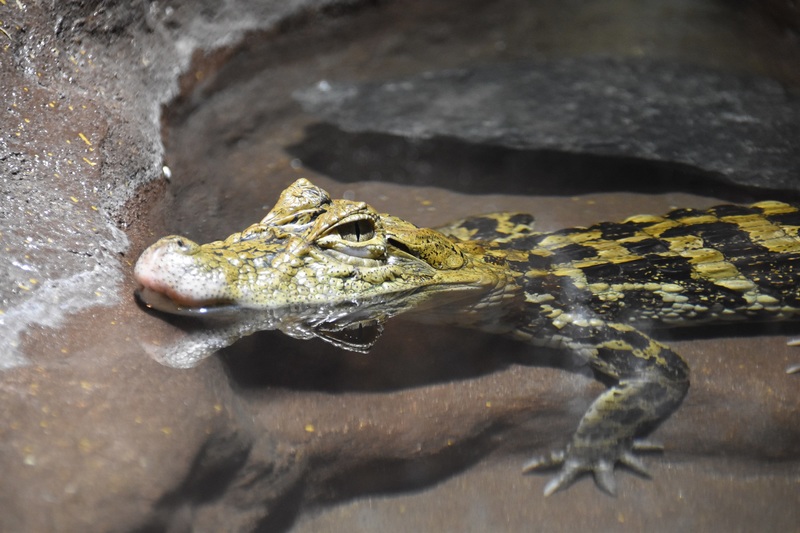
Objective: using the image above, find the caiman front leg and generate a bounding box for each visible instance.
[522,320,690,496]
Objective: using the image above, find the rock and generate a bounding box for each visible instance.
[295,58,800,192]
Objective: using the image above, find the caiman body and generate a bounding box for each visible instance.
[134,178,800,495]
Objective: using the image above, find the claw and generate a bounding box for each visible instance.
[594,460,617,495]
[619,450,652,477]
[786,338,800,373]
[542,459,582,497]
[521,449,565,473]
[632,439,663,452]
[542,477,562,497]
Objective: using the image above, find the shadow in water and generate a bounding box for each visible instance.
[220,318,800,393]
[287,123,800,202]
[219,322,570,393]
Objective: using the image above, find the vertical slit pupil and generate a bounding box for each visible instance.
[340,219,375,242]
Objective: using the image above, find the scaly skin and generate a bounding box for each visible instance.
[135,178,800,495]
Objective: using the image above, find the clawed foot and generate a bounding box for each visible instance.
[522,439,662,496]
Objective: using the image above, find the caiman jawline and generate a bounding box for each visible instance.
[135,287,238,316]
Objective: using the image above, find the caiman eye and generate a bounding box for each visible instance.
[337,218,376,243]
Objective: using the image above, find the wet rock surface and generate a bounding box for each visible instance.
[295,58,800,191]
[1,0,799,532]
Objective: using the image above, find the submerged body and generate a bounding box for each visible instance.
[135,179,800,495]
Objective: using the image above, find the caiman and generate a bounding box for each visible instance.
[134,178,800,496]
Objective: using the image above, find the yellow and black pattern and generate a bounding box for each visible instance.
[446,201,800,327]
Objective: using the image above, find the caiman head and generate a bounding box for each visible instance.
[134,179,518,352]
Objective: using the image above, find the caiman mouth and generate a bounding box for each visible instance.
[134,287,239,316]
[316,247,386,267]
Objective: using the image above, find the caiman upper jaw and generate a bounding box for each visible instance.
[134,235,235,312]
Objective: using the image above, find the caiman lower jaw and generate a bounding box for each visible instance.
[135,287,238,316]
